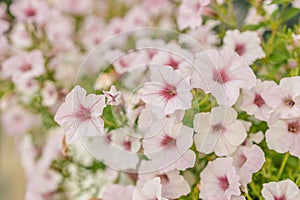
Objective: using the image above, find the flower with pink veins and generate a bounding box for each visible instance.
[262,77,300,123]
[265,118,300,158]
[177,0,211,30]
[10,0,50,25]
[238,79,276,121]
[223,29,266,64]
[141,117,195,172]
[231,145,265,187]
[139,66,192,115]
[137,169,190,199]
[110,126,141,153]
[103,184,134,200]
[2,50,45,84]
[103,85,122,106]
[194,106,247,156]
[132,177,168,200]
[262,180,300,200]
[54,86,106,144]
[200,157,241,200]
[191,49,256,106]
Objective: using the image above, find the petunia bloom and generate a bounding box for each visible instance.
[265,118,300,158]
[177,0,211,30]
[200,157,241,200]
[54,86,106,144]
[194,106,247,156]
[132,177,168,200]
[2,50,45,84]
[238,80,276,121]
[103,85,122,106]
[262,180,300,200]
[262,77,300,124]
[139,66,192,115]
[142,117,195,172]
[231,145,265,187]
[191,49,256,106]
[137,169,190,199]
[223,29,265,64]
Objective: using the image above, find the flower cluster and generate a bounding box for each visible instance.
[0,0,300,200]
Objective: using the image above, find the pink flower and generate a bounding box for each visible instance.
[110,50,148,74]
[103,85,122,106]
[103,184,134,200]
[223,29,265,64]
[42,81,58,107]
[266,118,300,158]
[54,86,106,144]
[2,50,45,84]
[191,49,256,106]
[231,145,265,186]
[177,0,211,30]
[132,177,168,200]
[194,106,247,156]
[84,133,140,170]
[238,80,276,121]
[10,23,32,49]
[139,66,192,115]
[19,130,63,200]
[262,180,300,200]
[141,117,195,172]
[200,157,241,200]
[110,126,141,153]
[137,169,190,199]
[10,0,50,25]
[1,105,40,136]
[262,77,300,123]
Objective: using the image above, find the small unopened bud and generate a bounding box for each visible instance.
[94,72,116,90]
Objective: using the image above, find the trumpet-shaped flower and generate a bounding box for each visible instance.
[132,177,168,200]
[191,49,256,106]
[238,80,276,121]
[54,86,106,144]
[200,157,241,200]
[265,119,300,158]
[194,106,247,156]
[262,180,300,200]
[139,66,192,115]
[223,29,265,64]
[142,117,195,172]
[262,77,300,123]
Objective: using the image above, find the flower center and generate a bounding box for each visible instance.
[212,123,225,134]
[218,176,230,191]
[254,93,265,107]
[122,140,131,151]
[166,58,180,70]
[160,135,176,147]
[20,63,32,72]
[284,98,295,107]
[213,69,230,84]
[160,84,177,100]
[77,105,91,121]
[234,43,246,56]
[25,7,36,17]
[274,196,286,200]
[287,121,300,134]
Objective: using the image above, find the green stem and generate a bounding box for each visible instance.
[249,182,263,200]
[277,153,289,180]
[244,193,253,200]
